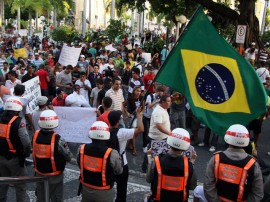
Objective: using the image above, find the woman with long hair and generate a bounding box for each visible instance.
[123,86,143,155]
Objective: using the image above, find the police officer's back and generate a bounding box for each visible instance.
[204,124,264,202]
[32,110,72,202]
[77,121,123,202]
[147,128,197,202]
[0,97,31,202]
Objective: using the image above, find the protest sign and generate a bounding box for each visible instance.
[142,53,151,63]
[10,77,41,113]
[58,44,82,67]
[151,139,170,156]
[151,139,194,158]
[14,48,28,59]
[54,107,96,143]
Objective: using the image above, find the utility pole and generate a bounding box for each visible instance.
[88,0,91,29]
[110,0,115,20]
[82,0,87,37]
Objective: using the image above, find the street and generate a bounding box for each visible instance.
[6,118,270,201]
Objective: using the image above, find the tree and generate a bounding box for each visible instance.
[119,0,263,49]
[105,19,130,42]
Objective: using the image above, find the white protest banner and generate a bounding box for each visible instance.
[10,77,41,113]
[58,44,82,67]
[151,139,170,156]
[105,44,117,52]
[142,53,151,63]
[54,107,96,143]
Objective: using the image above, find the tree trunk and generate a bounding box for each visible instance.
[17,6,21,31]
[0,0,3,33]
[103,0,106,27]
[29,12,32,36]
[192,0,261,49]
[110,0,115,20]
[89,0,92,29]
[82,0,87,37]
[53,8,57,28]
[35,11,38,32]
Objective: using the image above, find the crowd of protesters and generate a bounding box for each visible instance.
[0,33,270,202]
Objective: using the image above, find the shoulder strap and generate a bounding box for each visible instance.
[154,156,162,201]
[214,153,220,182]
[108,128,120,153]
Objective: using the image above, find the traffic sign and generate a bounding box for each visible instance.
[236,25,246,44]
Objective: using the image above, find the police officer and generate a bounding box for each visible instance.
[204,124,264,202]
[146,128,197,202]
[77,121,123,202]
[32,110,72,202]
[0,97,31,202]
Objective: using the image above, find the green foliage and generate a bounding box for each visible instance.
[50,25,79,43]
[20,20,28,29]
[105,19,130,42]
[143,38,165,55]
[262,30,270,48]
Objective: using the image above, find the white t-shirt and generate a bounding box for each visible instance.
[75,79,91,103]
[90,87,101,108]
[256,67,270,83]
[245,48,258,60]
[65,92,90,107]
[117,128,135,165]
[5,79,22,89]
[148,105,170,140]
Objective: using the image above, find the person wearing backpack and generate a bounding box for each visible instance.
[107,107,144,202]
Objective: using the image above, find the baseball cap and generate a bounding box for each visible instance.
[37,96,48,106]
[80,55,85,58]
[34,52,39,56]
[251,42,256,46]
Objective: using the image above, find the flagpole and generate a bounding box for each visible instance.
[127,6,202,128]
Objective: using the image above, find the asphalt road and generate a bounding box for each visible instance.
[5,118,270,201]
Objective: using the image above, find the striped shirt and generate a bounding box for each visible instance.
[105,88,124,111]
[128,78,145,94]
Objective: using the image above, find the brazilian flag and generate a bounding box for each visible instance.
[155,8,267,136]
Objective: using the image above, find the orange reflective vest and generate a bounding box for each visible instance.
[214,153,256,202]
[0,116,18,154]
[154,155,189,201]
[32,130,61,176]
[79,144,113,190]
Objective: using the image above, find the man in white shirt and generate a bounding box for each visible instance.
[5,71,21,89]
[108,108,144,202]
[65,85,90,107]
[148,94,171,141]
[256,61,270,85]
[105,77,124,111]
[75,72,91,104]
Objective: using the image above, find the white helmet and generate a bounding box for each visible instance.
[167,128,190,150]
[38,110,59,129]
[89,121,110,140]
[224,124,249,147]
[4,97,23,111]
